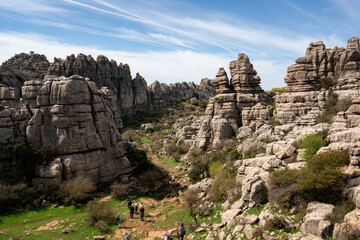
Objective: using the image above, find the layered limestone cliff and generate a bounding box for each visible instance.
[0,75,135,191]
[1,52,215,117]
[275,36,360,125]
[193,53,270,150]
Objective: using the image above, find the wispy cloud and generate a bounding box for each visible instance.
[0,0,64,13]
[0,31,287,90]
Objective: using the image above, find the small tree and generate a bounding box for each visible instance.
[59,177,96,204]
[183,188,200,224]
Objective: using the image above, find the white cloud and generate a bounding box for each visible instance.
[0,32,288,89]
[0,0,64,13]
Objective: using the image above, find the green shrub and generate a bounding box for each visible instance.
[307,150,349,173]
[297,169,344,203]
[122,129,142,142]
[172,137,179,144]
[138,166,168,193]
[227,149,241,161]
[269,168,301,188]
[269,150,350,208]
[269,87,286,95]
[320,77,334,90]
[110,182,127,199]
[298,134,327,160]
[199,99,208,109]
[86,201,113,232]
[129,149,149,174]
[326,200,355,224]
[243,147,265,159]
[188,168,202,183]
[0,137,53,183]
[209,161,224,179]
[59,177,96,205]
[0,183,37,212]
[177,143,190,155]
[264,216,288,231]
[214,97,222,103]
[317,91,352,123]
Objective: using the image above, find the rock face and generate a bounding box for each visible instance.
[2,52,215,117]
[2,52,49,79]
[301,202,334,237]
[0,75,136,191]
[192,53,270,150]
[276,36,360,124]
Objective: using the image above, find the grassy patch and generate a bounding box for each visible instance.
[246,203,266,216]
[140,136,151,144]
[159,156,181,169]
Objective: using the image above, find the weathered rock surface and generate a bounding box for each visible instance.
[2,52,215,117]
[0,75,136,191]
[192,53,270,150]
[300,202,334,237]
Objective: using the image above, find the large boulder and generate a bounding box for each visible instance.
[301,202,335,237]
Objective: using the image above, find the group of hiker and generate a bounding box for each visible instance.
[117,199,186,239]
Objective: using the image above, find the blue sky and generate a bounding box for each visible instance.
[0,0,359,90]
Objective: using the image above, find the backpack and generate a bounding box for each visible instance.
[116,214,122,222]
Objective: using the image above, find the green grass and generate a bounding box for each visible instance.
[154,209,192,229]
[180,101,192,107]
[140,136,151,144]
[159,156,181,169]
[246,203,266,216]
[0,205,103,240]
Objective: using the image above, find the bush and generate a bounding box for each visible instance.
[0,183,37,212]
[307,150,349,173]
[110,182,127,199]
[129,149,149,175]
[94,220,109,233]
[209,170,240,203]
[188,167,202,183]
[183,188,200,223]
[320,77,334,90]
[59,177,96,204]
[199,99,208,109]
[86,201,113,232]
[297,169,345,203]
[0,137,53,183]
[177,143,190,155]
[269,87,286,95]
[138,166,168,193]
[268,150,350,208]
[243,147,265,159]
[317,91,352,123]
[326,200,355,224]
[298,134,327,160]
[227,149,241,161]
[122,129,142,142]
[264,216,288,231]
[209,161,224,178]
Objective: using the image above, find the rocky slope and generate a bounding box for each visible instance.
[1,52,215,116]
[174,37,360,239]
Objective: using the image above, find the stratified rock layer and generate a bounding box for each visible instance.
[192,53,270,150]
[0,75,135,191]
[2,52,215,116]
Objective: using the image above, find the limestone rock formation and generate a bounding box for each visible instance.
[229,53,264,94]
[2,52,49,79]
[192,53,270,150]
[212,68,231,94]
[276,37,360,124]
[0,74,136,191]
[2,52,216,117]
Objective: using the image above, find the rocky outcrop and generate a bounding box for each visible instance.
[2,52,215,117]
[2,52,49,79]
[301,202,334,237]
[0,75,136,191]
[192,53,270,150]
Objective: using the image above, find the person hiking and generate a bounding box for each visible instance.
[134,202,138,214]
[129,205,135,218]
[178,223,185,240]
[125,232,131,240]
[127,199,132,209]
[116,212,122,228]
[139,203,145,221]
